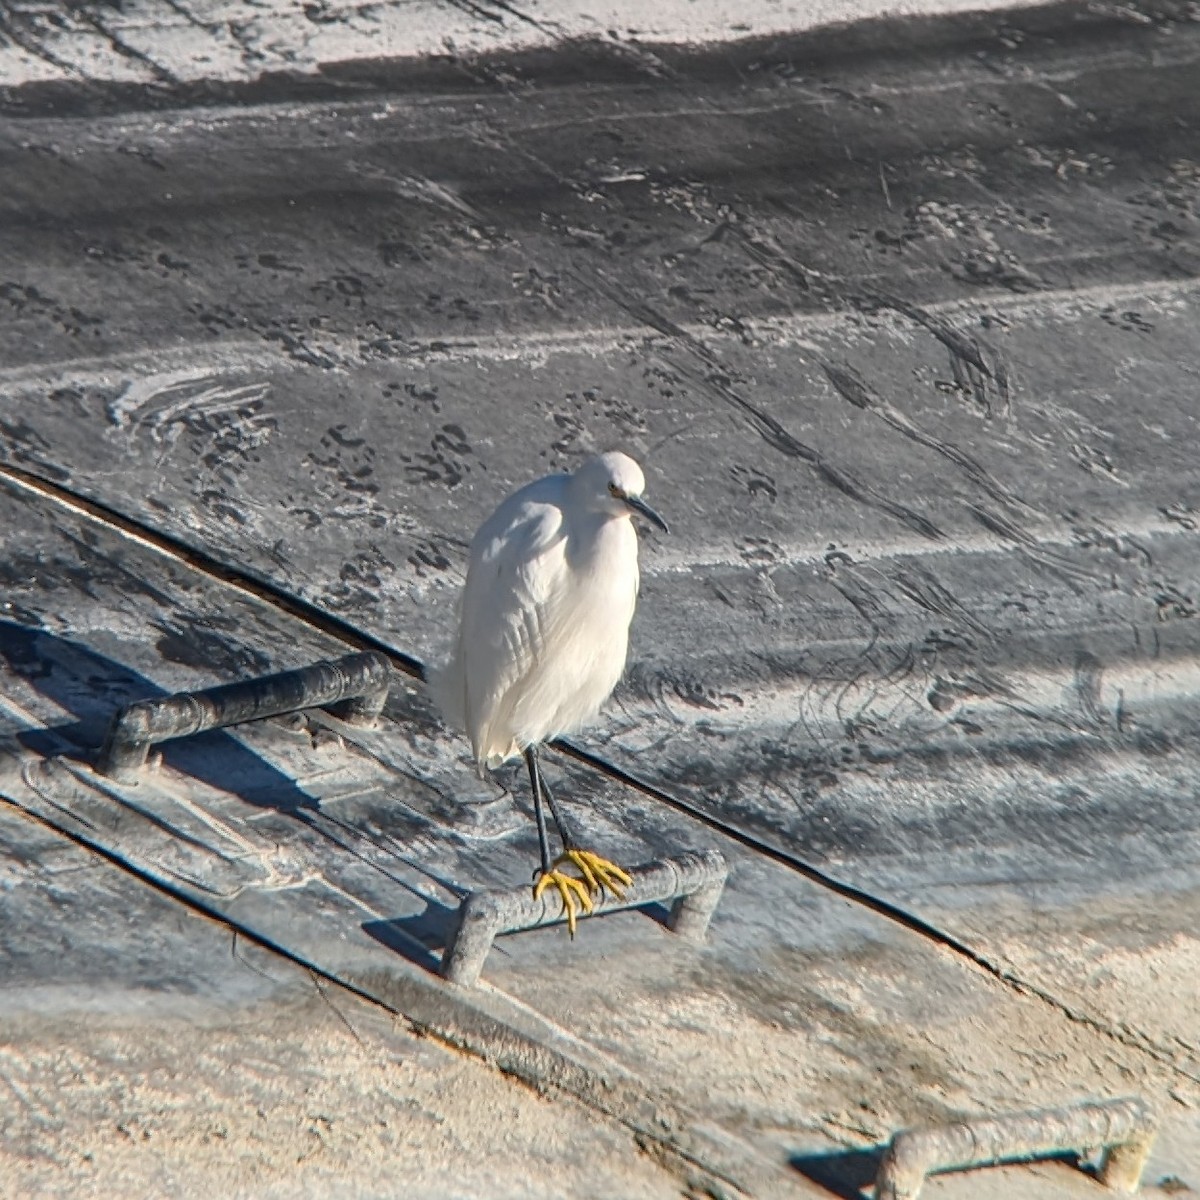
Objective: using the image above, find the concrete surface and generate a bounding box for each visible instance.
[3,0,1200,1196]
[4,469,1200,1196]
[0,813,693,1200]
[0,0,1051,87]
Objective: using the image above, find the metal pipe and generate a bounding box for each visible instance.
[874,1096,1157,1200]
[442,848,728,987]
[96,651,391,781]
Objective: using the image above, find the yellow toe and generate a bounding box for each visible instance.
[560,849,633,900]
[533,867,594,937]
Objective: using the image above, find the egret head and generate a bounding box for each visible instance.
[572,451,669,533]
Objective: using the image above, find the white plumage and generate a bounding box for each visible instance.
[431,451,665,767]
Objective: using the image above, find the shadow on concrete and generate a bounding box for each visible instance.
[363,908,456,976]
[789,1145,882,1198]
[0,618,322,812]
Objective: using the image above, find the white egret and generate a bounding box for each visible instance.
[430,451,668,933]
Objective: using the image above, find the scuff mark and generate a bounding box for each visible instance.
[891,563,992,640]
[76,9,180,85]
[106,372,272,445]
[821,361,1033,514]
[582,269,945,542]
[1072,650,1108,729]
[866,291,1012,417]
[965,502,1095,586]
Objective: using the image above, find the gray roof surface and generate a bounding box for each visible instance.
[2,1,1200,1196]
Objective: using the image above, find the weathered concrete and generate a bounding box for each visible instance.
[0,0,1052,90]
[0,812,695,1200]
[3,1,1200,1195]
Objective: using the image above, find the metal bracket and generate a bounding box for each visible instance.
[875,1096,1157,1199]
[96,651,391,782]
[441,848,729,987]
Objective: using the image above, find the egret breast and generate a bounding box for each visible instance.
[503,515,640,752]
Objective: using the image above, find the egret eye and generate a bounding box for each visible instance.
[608,482,622,497]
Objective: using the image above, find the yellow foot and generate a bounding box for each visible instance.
[533,867,594,937]
[559,849,633,901]
[531,852,633,937]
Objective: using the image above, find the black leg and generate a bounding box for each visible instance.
[524,745,553,876]
[534,754,578,852]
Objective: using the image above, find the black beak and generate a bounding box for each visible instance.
[625,495,669,534]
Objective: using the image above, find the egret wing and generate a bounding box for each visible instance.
[457,493,570,763]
